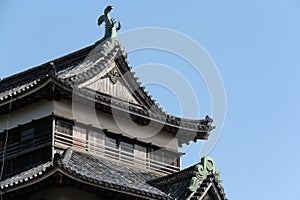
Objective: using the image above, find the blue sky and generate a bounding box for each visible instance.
[1,1,300,199]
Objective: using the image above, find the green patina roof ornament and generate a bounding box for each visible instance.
[96,5,121,45]
[189,156,222,192]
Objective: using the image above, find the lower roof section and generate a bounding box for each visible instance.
[0,148,227,200]
[0,148,171,200]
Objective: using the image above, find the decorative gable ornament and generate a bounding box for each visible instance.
[106,68,121,84]
[189,156,222,192]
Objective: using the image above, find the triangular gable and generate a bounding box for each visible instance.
[201,182,227,200]
[57,38,160,110]
[78,59,139,104]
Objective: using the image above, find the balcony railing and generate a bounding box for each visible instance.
[54,130,180,175]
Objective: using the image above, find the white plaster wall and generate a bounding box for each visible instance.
[0,98,178,149]
[0,100,54,132]
[54,100,178,149]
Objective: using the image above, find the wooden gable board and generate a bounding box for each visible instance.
[78,54,139,105]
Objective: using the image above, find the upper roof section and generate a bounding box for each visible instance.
[0,6,215,145]
[0,38,161,114]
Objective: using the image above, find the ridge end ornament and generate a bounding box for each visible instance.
[96,5,121,45]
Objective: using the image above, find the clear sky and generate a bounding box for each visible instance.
[1,1,300,199]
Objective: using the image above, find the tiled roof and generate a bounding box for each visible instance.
[0,38,214,143]
[0,38,158,111]
[0,161,52,189]
[0,43,93,105]
[0,149,227,200]
[148,165,195,199]
[60,149,172,200]
[57,39,126,83]
[0,148,172,200]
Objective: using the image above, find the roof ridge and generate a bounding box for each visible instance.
[147,164,196,186]
[0,44,95,91]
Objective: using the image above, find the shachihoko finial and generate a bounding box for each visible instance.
[96,5,121,44]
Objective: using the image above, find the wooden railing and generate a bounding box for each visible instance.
[54,131,180,175]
